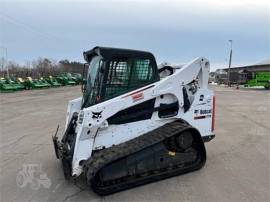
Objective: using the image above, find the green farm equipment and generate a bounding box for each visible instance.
[0,77,18,92]
[6,77,25,90]
[17,78,27,89]
[71,73,82,84]
[56,73,76,86]
[24,77,51,89]
[46,76,61,87]
[245,72,270,89]
[64,73,77,84]
[39,77,52,87]
[0,77,25,92]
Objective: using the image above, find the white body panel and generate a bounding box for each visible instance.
[65,97,82,129]
[66,57,214,176]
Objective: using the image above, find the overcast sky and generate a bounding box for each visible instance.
[0,0,269,70]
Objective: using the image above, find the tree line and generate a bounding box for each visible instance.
[0,57,84,78]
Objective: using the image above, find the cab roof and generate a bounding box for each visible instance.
[83,46,156,63]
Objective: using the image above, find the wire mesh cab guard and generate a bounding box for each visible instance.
[83,47,160,106]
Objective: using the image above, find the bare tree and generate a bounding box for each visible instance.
[0,57,83,79]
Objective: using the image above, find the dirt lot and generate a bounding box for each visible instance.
[0,86,269,202]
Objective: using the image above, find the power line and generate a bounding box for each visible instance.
[0,12,94,44]
[0,12,60,41]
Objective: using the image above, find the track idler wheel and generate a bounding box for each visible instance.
[176,131,193,151]
[165,130,193,152]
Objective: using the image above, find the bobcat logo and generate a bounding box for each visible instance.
[92,111,102,119]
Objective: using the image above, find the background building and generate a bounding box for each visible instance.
[212,59,270,84]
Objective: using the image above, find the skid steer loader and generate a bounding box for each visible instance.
[53,47,215,195]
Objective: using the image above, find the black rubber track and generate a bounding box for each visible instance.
[83,120,206,195]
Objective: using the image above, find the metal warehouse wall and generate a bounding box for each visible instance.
[223,64,270,73]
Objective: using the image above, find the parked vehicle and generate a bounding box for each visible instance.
[56,73,76,86]
[46,76,61,87]
[24,77,51,89]
[245,72,270,89]
[72,73,83,84]
[6,77,25,90]
[0,77,18,91]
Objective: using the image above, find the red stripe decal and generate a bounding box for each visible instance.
[122,85,155,98]
[211,96,216,132]
[132,92,144,102]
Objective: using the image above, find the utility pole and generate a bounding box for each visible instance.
[0,46,8,77]
[227,40,233,87]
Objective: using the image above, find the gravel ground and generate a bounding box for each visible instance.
[0,86,269,202]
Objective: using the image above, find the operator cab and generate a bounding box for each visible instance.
[82,47,160,108]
